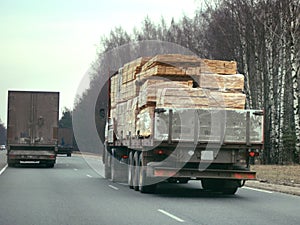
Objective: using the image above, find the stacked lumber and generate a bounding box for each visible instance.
[110,75,119,109]
[141,54,200,71]
[199,59,237,75]
[198,74,244,91]
[115,98,138,139]
[109,54,245,139]
[156,88,246,109]
[120,80,139,101]
[138,79,193,108]
[122,57,150,84]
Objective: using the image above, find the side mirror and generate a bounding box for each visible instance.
[99,108,106,120]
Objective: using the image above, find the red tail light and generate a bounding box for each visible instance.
[249,151,259,157]
[122,155,129,159]
[154,149,165,155]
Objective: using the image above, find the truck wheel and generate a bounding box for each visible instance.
[7,162,15,167]
[67,153,71,157]
[222,187,238,195]
[138,153,156,194]
[104,150,111,179]
[128,151,134,189]
[133,152,140,191]
[7,159,16,167]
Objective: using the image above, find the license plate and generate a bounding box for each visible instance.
[201,151,214,161]
[20,161,39,164]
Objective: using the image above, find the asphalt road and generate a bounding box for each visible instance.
[0,154,299,225]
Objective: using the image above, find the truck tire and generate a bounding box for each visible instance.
[128,151,134,189]
[222,187,238,195]
[67,153,71,157]
[133,152,140,191]
[7,161,15,167]
[138,153,156,194]
[104,150,111,179]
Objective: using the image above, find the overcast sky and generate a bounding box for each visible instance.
[0,0,199,125]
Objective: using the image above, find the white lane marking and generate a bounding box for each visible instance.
[73,168,78,171]
[243,187,273,193]
[0,165,8,175]
[86,174,92,178]
[158,209,185,223]
[108,185,119,190]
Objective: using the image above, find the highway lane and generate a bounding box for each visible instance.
[0,154,299,225]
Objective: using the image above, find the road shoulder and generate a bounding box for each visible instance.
[246,180,300,196]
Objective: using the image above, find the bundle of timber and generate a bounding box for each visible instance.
[115,97,138,139]
[122,57,150,84]
[136,106,155,137]
[141,54,201,71]
[109,54,245,139]
[138,78,193,108]
[156,88,246,109]
[198,74,244,91]
[199,58,237,75]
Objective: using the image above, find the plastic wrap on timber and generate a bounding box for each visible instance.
[110,107,116,119]
[115,97,138,139]
[125,97,138,137]
[110,75,118,108]
[115,102,127,139]
[156,88,246,109]
[136,106,155,137]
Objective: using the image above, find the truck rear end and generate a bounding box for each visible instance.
[134,107,263,194]
[57,128,73,157]
[7,91,59,167]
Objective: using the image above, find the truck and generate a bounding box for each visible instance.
[101,54,264,194]
[57,127,73,157]
[7,91,59,167]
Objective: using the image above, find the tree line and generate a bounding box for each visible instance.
[0,120,6,145]
[74,0,299,164]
